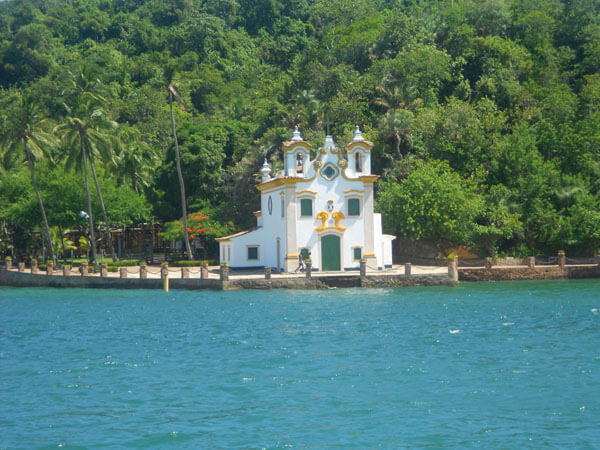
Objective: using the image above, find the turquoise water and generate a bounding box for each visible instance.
[1,281,599,448]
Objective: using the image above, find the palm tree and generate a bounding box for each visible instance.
[54,98,119,265]
[164,66,193,260]
[0,92,56,263]
[379,109,415,159]
[114,126,160,194]
[372,77,421,112]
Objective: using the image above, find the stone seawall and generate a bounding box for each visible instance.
[0,270,221,290]
[224,274,455,290]
[459,265,600,282]
[0,269,455,291]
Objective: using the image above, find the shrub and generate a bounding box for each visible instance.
[171,259,217,267]
[113,260,140,267]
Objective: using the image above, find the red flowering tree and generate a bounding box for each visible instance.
[161,211,229,260]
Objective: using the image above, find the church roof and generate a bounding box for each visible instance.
[216,230,251,242]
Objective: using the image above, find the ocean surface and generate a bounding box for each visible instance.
[1,281,599,448]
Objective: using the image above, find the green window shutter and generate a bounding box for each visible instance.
[300,198,313,216]
[353,247,362,260]
[247,247,258,260]
[348,198,360,216]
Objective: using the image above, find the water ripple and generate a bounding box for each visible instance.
[1,281,599,447]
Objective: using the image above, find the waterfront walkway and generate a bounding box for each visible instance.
[0,264,448,279]
[2,257,599,290]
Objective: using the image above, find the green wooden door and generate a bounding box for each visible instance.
[321,235,341,271]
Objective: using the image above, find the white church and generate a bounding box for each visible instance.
[217,128,395,272]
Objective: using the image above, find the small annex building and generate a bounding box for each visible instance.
[217,128,395,272]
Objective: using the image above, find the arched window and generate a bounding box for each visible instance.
[296,153,303,174]
[355,152,362,172]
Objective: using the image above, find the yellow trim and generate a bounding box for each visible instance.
[343,189,364,194]
[282,141,313,150]
[253,211,262,217]
[359,175,379,183]
[315,211,329,231]
[216,230,250,242]
[260,184,295,196]
[345,140,373,151]
[256,177,298,191]
[260,186,282,196]
[297,189,317,195]
[296,159,321,184]
[332,211,346,231]
[257,158,323,192]
[315,210,346,232]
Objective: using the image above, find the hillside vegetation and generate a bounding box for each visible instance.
[1,0,600,258]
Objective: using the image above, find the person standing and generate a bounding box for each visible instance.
[295,252,304,272]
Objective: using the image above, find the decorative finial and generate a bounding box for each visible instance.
[260,159,272,182]
[353,126,364,141]
[291,126,302,141]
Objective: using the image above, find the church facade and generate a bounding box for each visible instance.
[217,128,395,272]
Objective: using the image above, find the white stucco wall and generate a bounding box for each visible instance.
[219,130,395,272]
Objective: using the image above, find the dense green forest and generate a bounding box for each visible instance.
[1,0,600,261]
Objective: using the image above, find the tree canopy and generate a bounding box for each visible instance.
[1,0,600,258]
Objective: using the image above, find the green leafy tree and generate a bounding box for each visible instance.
[54,97,119,265]
[115,126,160,194]
[377,160,484,248]
[0,92,56,263]
[161,211,229,260]
[378,109,414,160]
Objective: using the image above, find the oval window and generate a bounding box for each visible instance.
[321,163,339,181]
[268,196,273,215]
